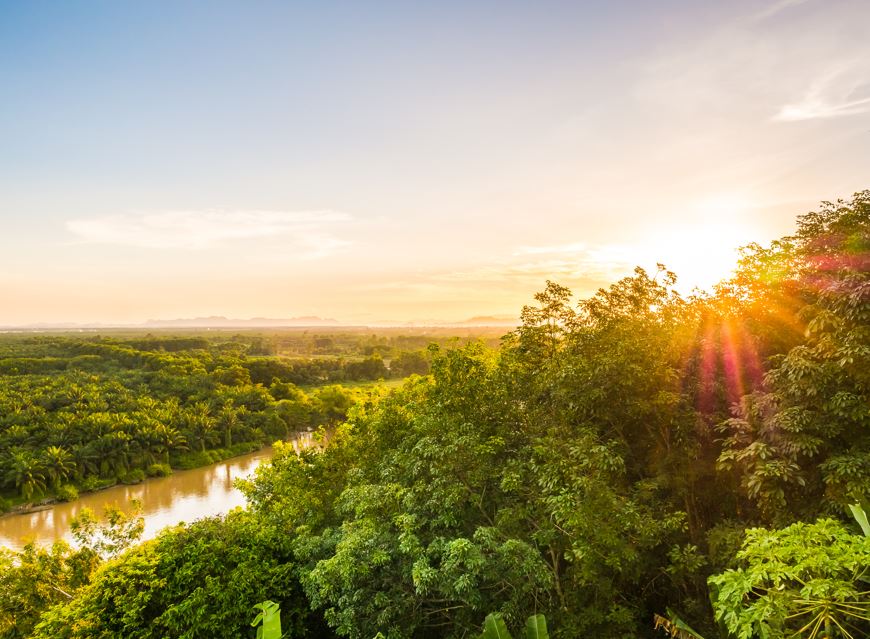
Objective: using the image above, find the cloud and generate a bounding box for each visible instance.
[774,95,870,121]
[751,0,812,22]
[773,63,870,121]
[251,232,353,262]
[434,259,627,285]
[65,210,353,255]
[513,243,636,272]
[409,243,638,291]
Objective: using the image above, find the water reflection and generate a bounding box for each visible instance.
[0,433,312,551]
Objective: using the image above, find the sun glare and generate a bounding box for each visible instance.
[648,195,759,293]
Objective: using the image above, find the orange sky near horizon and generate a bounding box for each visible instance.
[1,1,868,325]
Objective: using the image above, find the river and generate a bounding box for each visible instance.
[0,434,312,552]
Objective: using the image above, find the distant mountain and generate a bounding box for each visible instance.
[143,316,340,328]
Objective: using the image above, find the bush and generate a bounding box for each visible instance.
[146,463,172,477]
[119,469,146,485]
[80,476,116,492]
[173,450,217,470]
[228,441,259,456]
[0,496,12,513]
[56,485,79,502]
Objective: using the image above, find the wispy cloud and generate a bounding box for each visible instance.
[433,259,627,285]
[513,242,636,270]
[398,243,637,291]
[773,63,870,121]
[751,0,812,22]
[65,210,353,257]
[774,95,870,121]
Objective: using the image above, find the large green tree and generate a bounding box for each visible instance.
[718,191,870,522]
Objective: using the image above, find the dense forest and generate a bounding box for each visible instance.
[1,192,868,639]
[0,331,449,509]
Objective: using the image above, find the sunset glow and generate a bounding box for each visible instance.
[1,1,868,325]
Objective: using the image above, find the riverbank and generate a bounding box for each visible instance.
[0,440,309,551]
[0,431,314,520]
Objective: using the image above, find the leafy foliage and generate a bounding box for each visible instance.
[29,510,326,639]
[709,513,870,639]
[251,600,282,639]
[718,192,870,521]
[0,504,143,638]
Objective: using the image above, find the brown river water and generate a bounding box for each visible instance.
[0,434,312,552]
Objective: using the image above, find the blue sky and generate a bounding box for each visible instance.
[1,0,868,324]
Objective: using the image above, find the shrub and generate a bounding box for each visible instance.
[119,469,146,485]
[80,476,116,492]
[56,485,79,502]
[228,441,259,456]
[146,463,172,477]
[173,451,214,470]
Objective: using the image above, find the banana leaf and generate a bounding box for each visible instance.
[251,600,282,639]
[524,614,549,639]
[653,608,706,639]
[481,613,513,639]
[849,503,870,537]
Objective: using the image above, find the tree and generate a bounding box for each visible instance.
[311,385,355,425]
[31,511,324,639]
[511,279,577,363]
[5,449,47,500]
[218,402,239,448]
[186,402,219,452]
[718,191,870,521]
[0,503,142,638]
[42,445,75,490]
[148,423,187,464]
[710,510,870,639]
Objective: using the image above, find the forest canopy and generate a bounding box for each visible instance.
[0,330,462,508]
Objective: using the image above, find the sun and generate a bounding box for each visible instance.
[648,195,761,293]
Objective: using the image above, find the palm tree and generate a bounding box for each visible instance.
[186,403,218,452]
[150,423,188,464]
[104,431,132,475]
[134,421,159,465]
[88,433,130,477]
[45,414,77,448]
[72,443,101,479]
[218,403,239,448]
[42,445,75,489]
[5,450,47,500]
[2,424,32,447]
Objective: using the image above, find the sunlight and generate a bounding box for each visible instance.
[648,195,760,292]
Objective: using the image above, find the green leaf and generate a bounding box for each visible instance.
[524,614,549,639]
[251,600,282,639]
[481,613,513,639]
[651,609,707,639]
[849,503,870,537]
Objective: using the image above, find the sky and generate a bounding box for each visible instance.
[1,0,868,325]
